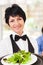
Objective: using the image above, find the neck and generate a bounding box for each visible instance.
[17,31,23,36]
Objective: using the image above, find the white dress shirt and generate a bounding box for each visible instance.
[12,31,28,52]
[0,31,38,57]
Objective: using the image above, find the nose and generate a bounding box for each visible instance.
[14,20,19,25]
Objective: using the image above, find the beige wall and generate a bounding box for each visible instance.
[0,0,43,39]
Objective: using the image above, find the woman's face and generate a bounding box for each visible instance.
[9,15,25,35]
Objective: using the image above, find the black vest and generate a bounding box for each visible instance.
[10,34,34,53]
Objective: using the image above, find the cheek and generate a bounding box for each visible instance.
[9,23,14,28]
[21,22,24,27]
[20,20,24,25]
[20,23,24,30]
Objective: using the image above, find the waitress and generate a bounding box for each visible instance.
[0,4,38,57]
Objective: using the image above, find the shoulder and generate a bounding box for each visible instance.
[0,35,10,44]
[37,35,43,42]
[26,34,37,46]
[37,35,43,40]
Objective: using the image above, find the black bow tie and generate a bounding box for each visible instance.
[15,35,27,41]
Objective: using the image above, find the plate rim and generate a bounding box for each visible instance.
[1,53,37,65]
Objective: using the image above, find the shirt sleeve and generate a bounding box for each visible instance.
[37,38,42,55]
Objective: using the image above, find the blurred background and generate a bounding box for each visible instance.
[0,0,43,40]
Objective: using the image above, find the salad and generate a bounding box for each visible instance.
[3,50,32,64]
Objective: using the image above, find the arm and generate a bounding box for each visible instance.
[37,38,42,55]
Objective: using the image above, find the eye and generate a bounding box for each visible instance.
[18,17,22,20]
[19,18,21,20]
[10,20,14,22]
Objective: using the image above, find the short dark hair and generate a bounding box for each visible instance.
[5,4,26,25]
[42,27,43,33]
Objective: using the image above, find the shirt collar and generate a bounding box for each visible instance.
[10,30,26,40]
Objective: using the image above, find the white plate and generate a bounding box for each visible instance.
[1,54,37,65]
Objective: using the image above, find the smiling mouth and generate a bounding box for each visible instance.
[14,26,21,30]
[14,26,21,29]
